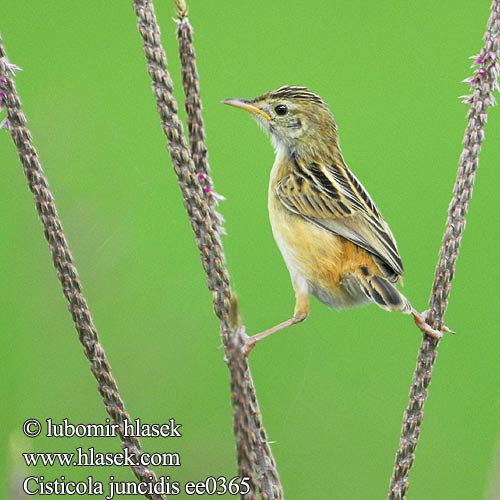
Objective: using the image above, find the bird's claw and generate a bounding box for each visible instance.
[412,309,455,339]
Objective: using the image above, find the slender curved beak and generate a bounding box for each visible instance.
[222,98,272,121]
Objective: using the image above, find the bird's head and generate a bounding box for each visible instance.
[223,86,339,158]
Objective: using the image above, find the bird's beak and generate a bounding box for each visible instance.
[222,98,272,121]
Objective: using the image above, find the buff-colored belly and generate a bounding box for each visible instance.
[268,189,373,309]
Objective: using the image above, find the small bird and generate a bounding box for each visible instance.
[223,86,446,352]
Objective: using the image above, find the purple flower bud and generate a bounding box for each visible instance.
[198,173,205,180]
[477,69,485,77]
[475,57,483,64]
[204,186,211,194]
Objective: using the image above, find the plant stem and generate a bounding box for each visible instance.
[387,2,500,498]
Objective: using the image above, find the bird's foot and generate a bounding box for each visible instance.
[412,309,455,339]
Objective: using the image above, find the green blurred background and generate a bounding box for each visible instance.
[1,1,499,498]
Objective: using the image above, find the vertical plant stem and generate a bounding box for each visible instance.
[0,38,166,500]
[387,2,500,498]
[132,1,284,498]
[486,440,500,500]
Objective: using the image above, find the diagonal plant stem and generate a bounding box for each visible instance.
[387,2,500,498]
[0,38,166,500]
[132,0,283,498]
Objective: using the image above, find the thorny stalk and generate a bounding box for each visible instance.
[132,0,283,498]
[387,2,500,498]
[0,39,166,500]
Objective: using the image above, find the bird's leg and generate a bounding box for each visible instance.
[244,292,309,355]
[411,308,455,339]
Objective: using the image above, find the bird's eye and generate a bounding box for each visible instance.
[275,104,288,116]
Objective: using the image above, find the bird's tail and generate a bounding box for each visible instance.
[356,271,412,313]
[355,268,453,339]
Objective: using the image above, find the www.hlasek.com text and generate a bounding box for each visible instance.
[24,446,180,467]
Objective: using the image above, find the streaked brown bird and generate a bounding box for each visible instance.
[223,86,447,353]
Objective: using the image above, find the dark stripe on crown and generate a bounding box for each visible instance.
[257,86,326,106]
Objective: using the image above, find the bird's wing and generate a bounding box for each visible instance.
[275,159,404,280]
